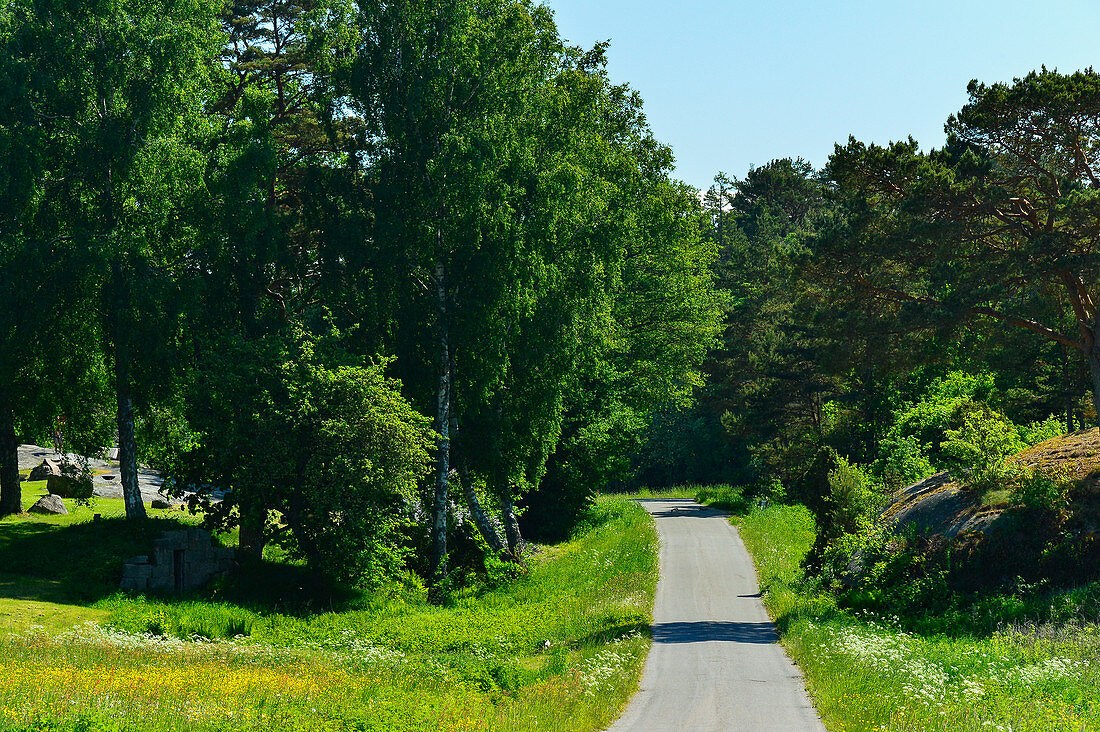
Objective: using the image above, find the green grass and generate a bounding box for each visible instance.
[0,597,108,634]
[15,481,192,525]
[615,483,751,513]
[0,497,659,731]
[724,499,1100,731]
[606,486,697,499]
[0,484,206,608]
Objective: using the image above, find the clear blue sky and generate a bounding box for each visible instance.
[545,0,1100,190]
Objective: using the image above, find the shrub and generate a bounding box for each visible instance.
[1016,467,1071,514]
[877,433,935,489]
[177,330,435,588]
[941,405,1026,493]
[757,475,786,503]
[1017,416,1066,446]
[825,456,884,537]
[881,370,998,467]
[805,455,887,572]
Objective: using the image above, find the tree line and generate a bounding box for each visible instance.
[0,0,723,589]
[9,0,1097,591]
[649,68,1100,541]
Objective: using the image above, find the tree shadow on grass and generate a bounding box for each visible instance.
[575,621,652,648]
[0,517,358,614]
[0,518,173,604]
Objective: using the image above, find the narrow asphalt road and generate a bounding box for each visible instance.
[607,498,824,732]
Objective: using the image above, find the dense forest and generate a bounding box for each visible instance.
[5,0,1100,596]
[653,69,1100,552]
[0,0,724,591]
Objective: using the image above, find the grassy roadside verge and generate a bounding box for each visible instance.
[720,497,1100,731]
[0,496,658,732]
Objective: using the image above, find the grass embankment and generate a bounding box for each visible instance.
[709,492,1100,731]
[0,486,658,732]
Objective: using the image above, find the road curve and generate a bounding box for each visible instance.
[607,498,824,732]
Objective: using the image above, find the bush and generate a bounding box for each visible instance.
[941,405,1025,493]
[825,456,884,537]
[178,329,435,588]
[1016,467,1071,514]
[880,370,998,468]
[804,456,886,572]
[877,433,935,489]
[1017,416,1066,446]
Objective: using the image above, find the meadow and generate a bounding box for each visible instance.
[704,488,1100,732]
[0,481,658,732]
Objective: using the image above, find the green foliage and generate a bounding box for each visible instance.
[879,370,998,469]
[691,159,835,490]
[870,371,1066,494]
[821,68,1100,421]
[876,433,935,489]
[824,456,884,536]
[942,405,1026,493]
[1016,467,1072,514]
[1018,416,1066,446]
[279,347,434,586]
[135,403,199,474]
[179,329,434,587]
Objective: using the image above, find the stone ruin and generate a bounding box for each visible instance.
[120,528,235,593]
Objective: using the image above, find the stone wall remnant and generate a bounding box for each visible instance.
[120,528,234,592]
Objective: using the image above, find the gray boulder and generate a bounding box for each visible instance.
[46,474,79,498]
[28,459,62,482]
[28,494,67,515]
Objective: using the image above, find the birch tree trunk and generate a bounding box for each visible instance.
[451,417,506,554]
[500,490,525,561]
[430,261,451,586]
[111,259,146,521]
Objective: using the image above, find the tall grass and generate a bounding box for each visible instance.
[732,502,1100,731]
[0,498,658,732]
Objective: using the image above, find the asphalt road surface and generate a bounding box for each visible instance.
[607,498,824,732]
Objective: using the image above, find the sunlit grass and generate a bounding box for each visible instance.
[731,501,1100,731]
[0,497,659,731]
[610,486,698,499]
[13,481,190,525]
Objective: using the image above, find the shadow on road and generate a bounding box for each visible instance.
[635,499,728,520]
[652,620,778,645]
